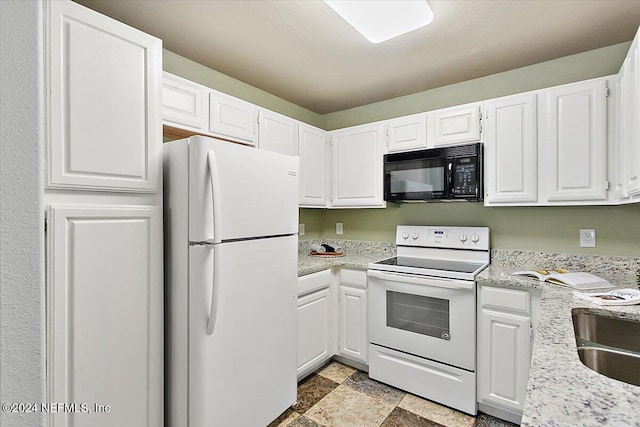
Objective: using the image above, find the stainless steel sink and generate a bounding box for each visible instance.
[572,311,640,386]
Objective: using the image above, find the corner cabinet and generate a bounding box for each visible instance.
[258,109,299,156]
[297,270,334,379]
[617,28,640,200]
[299,124,330,207]
[47,0,162,193]
[477,285,541,424]
[484,93,538,205]
[331,123,386,208]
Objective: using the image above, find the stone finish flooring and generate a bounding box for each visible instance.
[269,362,518,427]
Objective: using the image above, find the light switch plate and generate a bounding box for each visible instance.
[580,229,596,248]
[336,223,343,235]
[298,223,305,236]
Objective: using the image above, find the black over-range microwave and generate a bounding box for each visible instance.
[383,143,483,202]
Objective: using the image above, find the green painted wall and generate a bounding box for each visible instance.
[163,49,325,129]
[323,42,631,130]
[300,204,640,257]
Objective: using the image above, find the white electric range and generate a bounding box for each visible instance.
[367,225,490,415]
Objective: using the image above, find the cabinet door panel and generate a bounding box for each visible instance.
[331,123,385,207]
[625,37,640,195]
[542,80,607,201]
[297,288,332,376]
[484,94,537,204]
[299,124,329,207]
[209,92,257,144]
[48,0,161,192]
[338,286,367,363]
[478,310,530,412]
[47,205,162,427]
[427,103,482,147]
[258,109,299,156]
[387,113,427,152]
[162,72,206,130]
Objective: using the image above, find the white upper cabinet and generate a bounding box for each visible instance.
[386,113,427,153]
[540,78,607,202]
[162,72,207,131]
[484,93,538,205]
[331,122,386,208]
[427,102,482,148]
[618,30,640,199]
[209,91,257,145]
[47,0,162,192]
[299,124,330,207]
[258,109,299,156]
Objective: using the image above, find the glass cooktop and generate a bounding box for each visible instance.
[372,256,485,274]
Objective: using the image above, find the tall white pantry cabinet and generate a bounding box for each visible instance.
[45,2,163,427]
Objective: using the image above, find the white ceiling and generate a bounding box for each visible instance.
[75,0,640,115]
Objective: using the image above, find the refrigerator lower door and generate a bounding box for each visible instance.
[188,235,297,427]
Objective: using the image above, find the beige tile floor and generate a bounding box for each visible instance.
[269,362,518,427]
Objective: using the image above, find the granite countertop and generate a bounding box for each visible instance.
[478,250,640,427]
[298,239,395,276]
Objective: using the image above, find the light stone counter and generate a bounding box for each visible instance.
[478,250,640,427]
[297,239,395,276]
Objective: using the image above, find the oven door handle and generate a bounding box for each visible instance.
[367,270,474,290]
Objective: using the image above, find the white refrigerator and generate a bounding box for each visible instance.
[163,136,299,427]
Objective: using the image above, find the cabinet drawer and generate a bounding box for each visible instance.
[298,269,332,296]
[340,269,367,289]
[481,286,530,314]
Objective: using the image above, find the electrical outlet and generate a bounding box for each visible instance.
[298,223,305,236]
[580,229,596,248]
[336,222,344,235]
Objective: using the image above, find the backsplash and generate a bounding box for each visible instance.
[491,249,640,282]
[299,239,395,257]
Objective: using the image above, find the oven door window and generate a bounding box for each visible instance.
[386,291,450,340]
[385,158,447,200]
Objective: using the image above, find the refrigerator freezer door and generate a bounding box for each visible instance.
[188,235,297,427]
[188,136,299,243]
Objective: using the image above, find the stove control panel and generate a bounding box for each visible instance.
[396,225,489,250]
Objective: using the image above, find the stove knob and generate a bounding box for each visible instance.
[402,232,409,240]
[471,233,480,243]
[411,232,419,240]
[459,233,468,243]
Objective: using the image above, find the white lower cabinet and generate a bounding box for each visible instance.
[477,285,540,424]
[47,204,163,427]
[337,269,368,364]
[297,268,369,377]
[297,269,334,378]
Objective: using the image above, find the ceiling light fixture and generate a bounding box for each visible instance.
[324,0,433,44]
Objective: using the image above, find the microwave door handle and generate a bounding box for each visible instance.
[206,151,222,245]
[367,270,474,290]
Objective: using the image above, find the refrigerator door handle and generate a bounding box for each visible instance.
[206,151,222,245]
[206,243,219,335]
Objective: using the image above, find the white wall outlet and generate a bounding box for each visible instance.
[580,229,596,248]
[298,223,305,236]
[336,222,344,235]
